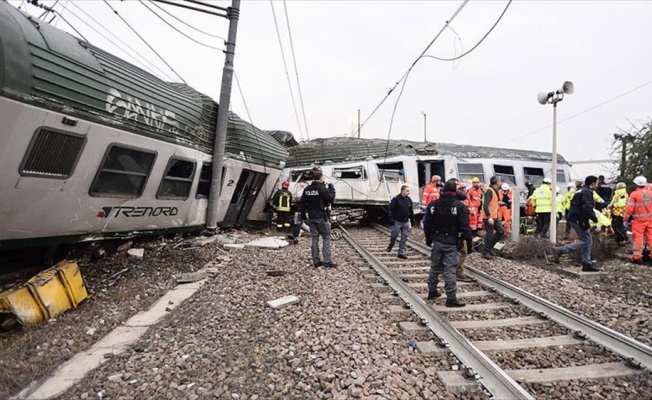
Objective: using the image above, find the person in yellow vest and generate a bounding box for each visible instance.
[609,182,629,244]
[271,181,293,235]
[531,178,553,238]
[562,182,576,240]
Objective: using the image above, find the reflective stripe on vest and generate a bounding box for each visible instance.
[480,187,500,219]
[277,192,291,212]
[611,189,628,216]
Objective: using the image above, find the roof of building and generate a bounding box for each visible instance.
[286,137,568,167]
[0,3,287,167]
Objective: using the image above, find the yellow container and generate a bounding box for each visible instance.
[0,260,88,324]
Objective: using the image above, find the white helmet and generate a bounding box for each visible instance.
[556,186,560,193]
[501,183,509,190]
[567,182,574,189]
[542,177,552,184]
[633,176,648,187]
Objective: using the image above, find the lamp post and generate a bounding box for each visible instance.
[421,111,427,142]
[537,81,574,244]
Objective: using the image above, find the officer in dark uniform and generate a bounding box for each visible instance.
[423,179,472,307]
[300,170,336,268]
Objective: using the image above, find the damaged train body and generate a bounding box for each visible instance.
[0,3,289,250]
[281,137,572,216]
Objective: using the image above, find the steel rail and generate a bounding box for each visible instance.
[341,225,534,400]
[381,224,652,371]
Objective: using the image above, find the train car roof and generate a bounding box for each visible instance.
[0,3,288,167]
[286,137,568,167]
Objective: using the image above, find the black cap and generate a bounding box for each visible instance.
[585,175,598,186]
[443,179,458,192]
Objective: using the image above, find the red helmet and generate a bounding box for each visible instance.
[431,175,441,183]
[282,181,290,189]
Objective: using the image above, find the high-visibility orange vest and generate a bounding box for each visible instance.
[480,187,500,219]
[624,187,652,221]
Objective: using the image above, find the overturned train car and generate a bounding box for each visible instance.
[0,3,289,250]
[281,137,572,216]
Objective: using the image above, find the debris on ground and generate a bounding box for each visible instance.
[266,295,300,309]
[126,248,144,258]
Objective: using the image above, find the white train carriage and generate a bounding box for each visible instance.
[280,138,571,215]
[0,3,288,251]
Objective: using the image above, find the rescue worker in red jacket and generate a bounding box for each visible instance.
[623,176,652,263]
[466,177,483,234]
[497,182,513,234]
[421,175,442,209]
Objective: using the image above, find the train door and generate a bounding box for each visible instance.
[222,170,268,227]
[417,160,445,200]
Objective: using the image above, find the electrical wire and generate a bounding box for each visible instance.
[360,0,469,131]
[51,10,89,42]
[63,1,175,80]
[497,79,652,147]
[421,0,512,62]
[139,0,225,51]
[282,0,309,140]
[148,0,225,41]
[103,0,186,83]
[269,0,304,141]
[234,71,270,200]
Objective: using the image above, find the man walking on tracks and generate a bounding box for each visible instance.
[481,176,505,259]
[424,179,472,307]
[387,185,415,259]
[300,170,337,268]
[624,176,652,263]
[552,175,600,272]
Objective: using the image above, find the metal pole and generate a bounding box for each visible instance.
[621,139,627,179]
[206,0,241,228]
[550,102,558,244]
[511,187,520,243]
[424,113,427,142]
[358,108,361,138]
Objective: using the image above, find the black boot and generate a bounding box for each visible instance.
[386,244,393,252]
[551,247,562,264]
[581,262,601,272]
[427,291,441,300]
[445,298,466,308]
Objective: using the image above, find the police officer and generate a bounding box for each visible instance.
[300,170,336,268]
[386,185,415,259]
[423,179,472,307]
[271,181,292,235]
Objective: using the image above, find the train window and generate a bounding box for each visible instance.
[523,167,544,186]
[377,162,404,182]
[493,165,516,186]
[290,169,314,182]
[458,163,484,183]
[90,145,156,198]
[20,128,86,179]
[557,169,567,183]
[333,167,367,180]
[157,158,196,200]
[196,163,227,198]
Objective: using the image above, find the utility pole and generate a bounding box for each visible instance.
[421,111,427,142]
[357,109,361,138]
[206,0,241,228]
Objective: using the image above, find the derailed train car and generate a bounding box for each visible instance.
[281,137,572,217]
[0,3,289,251]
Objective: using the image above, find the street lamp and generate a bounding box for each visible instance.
[537,81,574,244]
[421,111,427,142]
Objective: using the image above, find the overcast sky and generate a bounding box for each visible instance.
[10,0,652,180]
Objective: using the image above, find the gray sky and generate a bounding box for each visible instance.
[10,1,652,180]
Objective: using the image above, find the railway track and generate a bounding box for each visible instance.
[341,224,652,399]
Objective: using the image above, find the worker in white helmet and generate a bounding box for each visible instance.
[623,176,652,263]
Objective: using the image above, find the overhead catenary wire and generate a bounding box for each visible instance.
[269,0,304,141]
[360,0,470,131]
[64,1,176,82]
[102,0,187,83]
[497,78,652,147]
[139,0,225,51]
[421,0,512,62]
[282,0,309,140]
[148,0,225,41]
